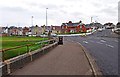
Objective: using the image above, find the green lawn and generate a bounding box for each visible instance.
[1,36,48,60]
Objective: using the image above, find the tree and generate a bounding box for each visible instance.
[116,22,120,28]
[79,20,82,23]
[35,25,38,35]
[68,21,72,23]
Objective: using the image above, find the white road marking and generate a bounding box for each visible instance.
[106,44,114,48]
[83,41,88,44]
[100,40,106,42]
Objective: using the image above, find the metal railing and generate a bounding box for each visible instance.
[0,39,56,62]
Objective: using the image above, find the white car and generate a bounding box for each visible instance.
[40,34,48,37]
[51,34,57,37]
[113,28,120,34]
[98,28,103,31]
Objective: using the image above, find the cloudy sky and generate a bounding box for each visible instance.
[0,0,119,27]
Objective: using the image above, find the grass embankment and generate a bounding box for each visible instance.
[1,36,48,60]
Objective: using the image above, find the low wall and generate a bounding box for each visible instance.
[1,42,58,76]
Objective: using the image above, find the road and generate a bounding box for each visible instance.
[65,29,119,75]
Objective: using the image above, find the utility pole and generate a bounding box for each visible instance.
[46,8,48,27]
[31,16,34,26]
[91,17,93,23]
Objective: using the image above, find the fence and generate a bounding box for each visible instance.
[0,39,58,76]
[0,39,56,62]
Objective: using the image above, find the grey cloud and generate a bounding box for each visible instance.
[71,12,84,17]
[0,6,27,12]
[38,4,59,10]
[59,9,68,14]
[92,2,103,8]
[99,6,117,16]
[28,2,38,6]
[65,0,84,2]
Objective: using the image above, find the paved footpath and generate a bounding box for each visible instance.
[11,38,93,75]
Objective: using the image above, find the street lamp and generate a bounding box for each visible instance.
[31,16,34,26]
[46,8,48,27]
[91,17,93,23]
[46,8,51,39]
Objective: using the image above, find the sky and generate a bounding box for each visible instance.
[0,0,119,27]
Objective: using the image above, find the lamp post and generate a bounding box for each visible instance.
[31,16,34,26]
[46,8,48,27]
[46,8,51,39]
[91,17,93,23]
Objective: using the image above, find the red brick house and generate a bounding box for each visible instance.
[23,27,29,35]
[51,26,61,34]
[8,26,20,35]
[61,21,86,33]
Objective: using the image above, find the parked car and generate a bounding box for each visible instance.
[114,29,120,34]
[51,33,57,37]
[113,22,120,34]
[98,28,103,32]
[40,34,48,37]
[106,25,114,29]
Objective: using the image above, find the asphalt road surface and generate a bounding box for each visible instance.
[65,29,119,75]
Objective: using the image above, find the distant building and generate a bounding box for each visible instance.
[0,27,8,36]
[61,21,86,33]
[51,26,61,34]
[17,27,23,35]
[1,27,8,34]
[118,1,120,22]
[29,25,42,36]
[90,22,103,29]
[41,25,51,34]
[104,22,115,29]
[8,26,20,36]
[22,27,29,36]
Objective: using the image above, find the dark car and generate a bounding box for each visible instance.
[58,36,63,45]
[114,29,120,34]
[114,22,120,34]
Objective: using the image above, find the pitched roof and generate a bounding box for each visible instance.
[52,26,61,30]
[62,21,84,26]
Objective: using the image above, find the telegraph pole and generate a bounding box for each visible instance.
[31,16,34,26]
[91,17,93,23]
[46,8,48,27]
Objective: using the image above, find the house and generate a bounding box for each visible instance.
[0,27,8,36]
[1,27,8,33]
[61,21,86,33]
[104,22,115,29]
[29,25,42,36]
[41,25,52,34]
[51,26,61,34]
[1,26,20,36]
[17,27,23,35]
[22,27,29,36]
[8,26,20,36]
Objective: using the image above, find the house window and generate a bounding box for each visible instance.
[53,27,55,30]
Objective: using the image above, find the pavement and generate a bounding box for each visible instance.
[11,38,94,75]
